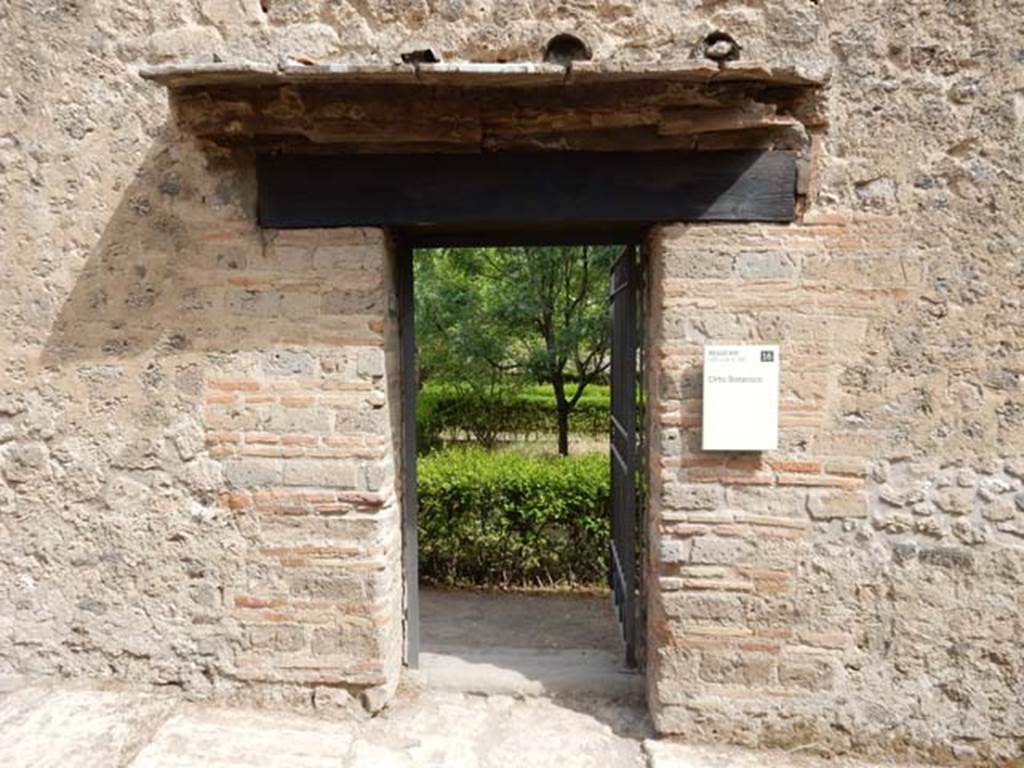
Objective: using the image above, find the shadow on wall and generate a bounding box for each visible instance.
[41,126,265,368]
[0,126,275,687]
[14,121,400,695]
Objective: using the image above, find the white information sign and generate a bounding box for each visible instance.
[702,344,780,451]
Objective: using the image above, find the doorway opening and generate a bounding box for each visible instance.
[256,145,800,707]
[399,240,647,697]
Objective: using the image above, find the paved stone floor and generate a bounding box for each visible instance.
[0,593,945,767]
[420,587,643,699]
[0,676,947,768]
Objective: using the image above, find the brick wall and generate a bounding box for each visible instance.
[645,218,1024,763]
[0,180,405,712]
[3,0,1021,759]
[204,229,405,708]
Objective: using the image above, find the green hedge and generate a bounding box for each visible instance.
[417,383,610,452]
[418,448,610,587]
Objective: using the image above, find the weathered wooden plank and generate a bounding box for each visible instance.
[172,80,816,154]
[257,150,797,234]
[482,126,699,153]
[658,106,799,136]
[142,58,828,90]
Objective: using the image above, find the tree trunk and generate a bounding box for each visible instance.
[551,368,571,457]
[556,406,570,456]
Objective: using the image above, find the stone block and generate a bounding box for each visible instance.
[204,405,266,432]
[167,419,205,461]
[200,0,264,26]
[180,457,224,494]
[854,176,897,210]
[934,488,976,516]
[653,647,701,704]
[226,289,283,317]
[689,536,755,565]
[224,458,283,488]
[659,428,683,457]
[778,658,834,691]
[264,350,319,376]
[356,348,385,378]
[321,289,382,315]
[660,593,747,625]
[662,483,722,511]
[267,407,333,435]
[312,246,359,271]
[699,653,775,686]
[360,684,390,713]
[249,625,307,653]
[282,459,358,488]
[148,25,225,62]
[363,462,387,492]
[267,244,314,271]
[1,443,50,484]
[334,409,387,436]
[659,538,690,564]
[272,22,343,60]
[312,685,356,712]
[734,251,800,280]
[726,485,808,517]
[287,572,366,602]
[280,291,321,321]
[806,490,868,520]
[981,497,1016,522]
[310,624,376,657]
[917,547,974,571]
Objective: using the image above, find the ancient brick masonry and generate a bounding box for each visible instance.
[0,211,404,712]
[646,218,1024,763]
[202,229,405,709]
[2,0,1023,762]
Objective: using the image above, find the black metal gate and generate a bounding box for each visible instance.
[609,244,643,668]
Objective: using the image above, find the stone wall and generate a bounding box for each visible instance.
[646,216,1023,764]
[639,3,1023,762]
[1,0,1022,762]
[0,126,405,709]
[202,228,404,711]
[140,0,830,79]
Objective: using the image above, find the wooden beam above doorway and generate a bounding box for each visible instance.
[257,150,798,238]
[142,60,825,156]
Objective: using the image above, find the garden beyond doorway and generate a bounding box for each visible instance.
[414,244,619,592]
[411,242,644,691]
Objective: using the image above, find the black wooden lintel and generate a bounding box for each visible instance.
[258,150,796,243]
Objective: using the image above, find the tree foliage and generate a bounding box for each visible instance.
[415,245,619,454]
[417,383,610,454]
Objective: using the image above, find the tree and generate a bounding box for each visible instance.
[496,245,614,455]
[416,244,617,455]
[415,247,523,449]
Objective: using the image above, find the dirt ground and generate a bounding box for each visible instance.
[420,586,624,653]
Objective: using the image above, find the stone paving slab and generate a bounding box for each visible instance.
[0,683,646,768]
[361,691,647,768]
[130,709,355,768]
[0,681,949,768]
[642,740,945,768]
[137,691,645,768]
[0,685,177,768]
[420,647,644,699]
